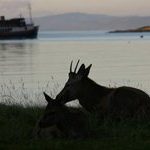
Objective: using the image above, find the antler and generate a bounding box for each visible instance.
[70,60,73,73]
[70,60,80,73]
[74,59,80,73]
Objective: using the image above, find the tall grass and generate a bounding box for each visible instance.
[0,81,150,149]
[0,78,60,106]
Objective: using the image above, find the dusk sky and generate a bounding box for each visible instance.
[0,0,150,18]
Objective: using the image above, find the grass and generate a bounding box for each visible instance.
[0,81,150,149]
[0,104,150,150]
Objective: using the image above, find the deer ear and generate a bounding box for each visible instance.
[77,64,85,75]
[43,92,53,103]
[84,64,92,77]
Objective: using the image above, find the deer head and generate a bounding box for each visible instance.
[39,92,64,128]
[56,60,92,104]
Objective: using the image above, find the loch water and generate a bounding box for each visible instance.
[0,31,150,104]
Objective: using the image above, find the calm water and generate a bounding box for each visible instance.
[0,31,150,102]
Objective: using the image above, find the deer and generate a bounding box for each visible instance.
[36,92,89,139]
[55,60,150,119]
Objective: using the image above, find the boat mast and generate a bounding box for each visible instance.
[28,3,33,24]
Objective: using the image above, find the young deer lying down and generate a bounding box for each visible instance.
[36,92,89,139]
[56,60,150,119]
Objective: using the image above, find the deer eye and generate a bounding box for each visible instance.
[65,82,72,87]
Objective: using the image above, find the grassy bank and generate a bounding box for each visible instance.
[0,104,150,149]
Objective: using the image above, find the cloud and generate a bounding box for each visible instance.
[0,0,150,17]
[1,0,28,8]
[0,0,31,17]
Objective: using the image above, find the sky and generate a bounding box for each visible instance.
[0,0,150,18]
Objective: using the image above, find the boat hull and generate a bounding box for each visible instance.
[0,26,39,40]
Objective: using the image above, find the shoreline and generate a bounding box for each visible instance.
[109,26,150,33]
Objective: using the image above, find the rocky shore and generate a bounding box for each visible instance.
[109,26,150,33]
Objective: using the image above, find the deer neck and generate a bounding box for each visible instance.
[78,78,113,111]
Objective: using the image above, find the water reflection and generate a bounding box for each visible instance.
[0,41,38,85]
[0,32,149,95]
[0,41,34,52]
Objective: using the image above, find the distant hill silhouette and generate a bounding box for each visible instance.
[34,13,150,31]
